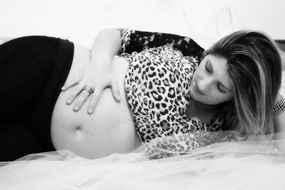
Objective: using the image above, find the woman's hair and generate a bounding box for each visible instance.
[204,30,282,136]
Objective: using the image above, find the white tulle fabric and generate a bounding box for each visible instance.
[1,132,285,190]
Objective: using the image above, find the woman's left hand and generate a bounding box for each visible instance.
[61,59,121,114]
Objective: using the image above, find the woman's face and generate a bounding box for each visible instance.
[190,54,234,105]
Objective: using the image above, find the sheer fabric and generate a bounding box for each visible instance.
[1,132,285,190]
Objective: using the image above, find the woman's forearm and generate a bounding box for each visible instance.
[90,28,122,68]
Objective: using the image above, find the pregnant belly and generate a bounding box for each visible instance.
[50,45,141,158]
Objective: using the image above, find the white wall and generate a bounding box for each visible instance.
[230,0,285,39]
[0,0,188,46]
[181,0,285,48]
[0,0,284,48]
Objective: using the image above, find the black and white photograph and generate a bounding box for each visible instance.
[0,0,285,189]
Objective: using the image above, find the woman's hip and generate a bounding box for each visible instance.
[0,36,74,153]
[0,36,60,121]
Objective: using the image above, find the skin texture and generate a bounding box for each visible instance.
[51,45,141,159]
[189,54,234,106]
[52,29,285,156]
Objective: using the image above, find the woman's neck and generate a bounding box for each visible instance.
[186,99,218,122]
[191,99,217,111]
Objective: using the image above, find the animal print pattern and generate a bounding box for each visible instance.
[117,28,285,158]
[142,131,233,159]
[118,28,225,143]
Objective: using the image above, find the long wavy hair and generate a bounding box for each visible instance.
[204,30,282,136]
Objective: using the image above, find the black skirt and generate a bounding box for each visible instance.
[0,36,74,161]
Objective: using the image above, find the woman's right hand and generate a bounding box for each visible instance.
[61,57,121,114]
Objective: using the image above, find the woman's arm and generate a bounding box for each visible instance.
[63,28,205,113]
[90,28,122,69]
[63,28,123,113]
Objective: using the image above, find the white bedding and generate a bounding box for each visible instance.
[0,137,285,190]
[1,1,285,189]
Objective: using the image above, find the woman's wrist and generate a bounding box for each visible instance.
[90,28,121,66]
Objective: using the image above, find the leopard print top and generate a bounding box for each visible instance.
[117,28,285,158]
[118,28,224,143]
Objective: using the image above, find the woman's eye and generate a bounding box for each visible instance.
[205,62,212,73]
[217,84,226,93]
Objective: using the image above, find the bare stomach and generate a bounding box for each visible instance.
[50,44,141,158]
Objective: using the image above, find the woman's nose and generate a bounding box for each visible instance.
[198,78,212,93]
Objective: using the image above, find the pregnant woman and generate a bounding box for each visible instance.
[0,29,142,161]
[0,28,284,161]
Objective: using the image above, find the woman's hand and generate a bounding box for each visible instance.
[61,58,121,114]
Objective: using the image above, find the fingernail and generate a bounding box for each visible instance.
[88,108,93,114]
[73,106,78,111]
[66,99,71,104]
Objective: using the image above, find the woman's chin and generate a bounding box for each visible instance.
[190,89,201,101]
[189,92,213,106]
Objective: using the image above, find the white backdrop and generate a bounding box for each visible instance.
[0,0,189,46]
[0,0,284,48]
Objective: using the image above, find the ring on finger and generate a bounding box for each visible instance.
[82,85,94,94]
